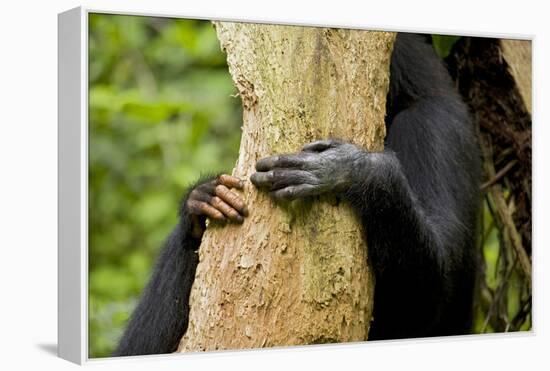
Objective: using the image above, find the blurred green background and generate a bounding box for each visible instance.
[89,15,529,358]
[88,14,242,357]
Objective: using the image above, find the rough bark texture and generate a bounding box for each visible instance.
[500,39,532,114]
[178,22,395,352]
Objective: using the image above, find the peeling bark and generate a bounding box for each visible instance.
[178,22,395,352]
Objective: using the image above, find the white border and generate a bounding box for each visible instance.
[86,7,533,40]
[58,6,87,365]
[57,4,536,366]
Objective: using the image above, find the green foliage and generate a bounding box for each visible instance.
[88,14,242,358]
[472,197,532,334]
[432,35,461,58]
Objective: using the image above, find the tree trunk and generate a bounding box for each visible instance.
[178,22,395,352]
[500,39,532,114]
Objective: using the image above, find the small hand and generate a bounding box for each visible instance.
[250,139,366,201]
[185,174,249,238]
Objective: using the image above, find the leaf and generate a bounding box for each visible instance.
[432,35,461,58]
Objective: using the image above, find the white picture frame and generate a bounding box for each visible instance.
[58,5,535,366]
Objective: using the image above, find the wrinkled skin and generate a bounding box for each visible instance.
[185,174,249,238]
[250,139,367,201]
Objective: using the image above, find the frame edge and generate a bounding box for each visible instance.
[58,6,86,365]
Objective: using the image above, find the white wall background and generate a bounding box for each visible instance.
[0,0,548,370]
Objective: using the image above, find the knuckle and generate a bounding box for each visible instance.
[227,192,239,203]
[250,173,259,184]
[202,179,213,188]
[235,196,245,207]
[219,174,232,185]
[196,184,211,194]
[194,189,205,198]
[186,200,197,213]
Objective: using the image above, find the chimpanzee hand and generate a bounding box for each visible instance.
[185,174,249,238]
[250,139,367,201]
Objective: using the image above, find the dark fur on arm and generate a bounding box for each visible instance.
[345,34,481,339]
[112,181,207,357]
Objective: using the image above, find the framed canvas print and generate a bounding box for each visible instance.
[58,6,532,364]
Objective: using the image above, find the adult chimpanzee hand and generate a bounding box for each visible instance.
[250,139,367,201]
[185,174,249,238]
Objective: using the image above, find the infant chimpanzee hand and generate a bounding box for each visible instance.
[184,174,249,238]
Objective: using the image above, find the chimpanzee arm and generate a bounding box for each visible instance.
[113,175,248,356]
[361,34,481,338]
[348,94,481,339]
[112,193,201,356]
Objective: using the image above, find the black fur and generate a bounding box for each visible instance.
[112,182,204,356]
[113,33,481,356]
[355,33,481,339]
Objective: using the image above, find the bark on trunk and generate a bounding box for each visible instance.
[500,39,532,114]
[178,22,395,352]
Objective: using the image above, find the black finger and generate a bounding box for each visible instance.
[255,154,310,171]
[271,184,318,201]
[195,180,217,196]
[272,170,318,191]
[252,170,318,191]
[302,139,342,152]
[250,171,274,188]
